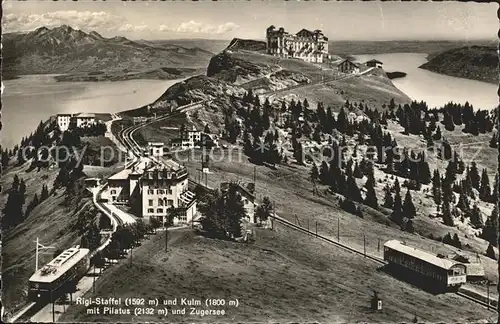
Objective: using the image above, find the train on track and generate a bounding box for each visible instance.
[383,240,466,291]
[28,247,90,301]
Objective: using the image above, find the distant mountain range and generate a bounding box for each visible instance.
[3,25,214,80]
[419,45,498,84]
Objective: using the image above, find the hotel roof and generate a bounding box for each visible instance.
[384,240,463,270]
[148,142,164,147]
[338,59,359,67]
[108,168,133,181]
[74,113,96,118]
[29,247,90,283]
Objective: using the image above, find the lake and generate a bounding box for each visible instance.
[1,76,185,148]
[353,53,498,111]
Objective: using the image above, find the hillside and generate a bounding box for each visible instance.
[60,227,493,323]
[2,25,213,80]
[1,119,123,316]
[419,46,498,84]
[122,38,410,120]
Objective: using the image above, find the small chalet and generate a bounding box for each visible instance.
[366,59,383,68]
[220,182,256,223]
[337,59,359,74]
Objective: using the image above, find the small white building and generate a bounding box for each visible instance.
[148,142,164,157]
[57,114,72,132]
[171,126,202,149]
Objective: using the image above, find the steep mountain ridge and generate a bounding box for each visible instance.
[419,45,498,84]
[3,25,214,79]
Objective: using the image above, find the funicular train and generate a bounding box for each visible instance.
[28,247,90,301]
[383,240,466,291]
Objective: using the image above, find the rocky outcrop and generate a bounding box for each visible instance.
[207,51,277,83]
[226,38,267,52]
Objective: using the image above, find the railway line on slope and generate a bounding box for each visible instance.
[98,86,499,321]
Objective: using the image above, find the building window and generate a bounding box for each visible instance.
[157,189,164,194]
[167,199,173,206]
[157,208,163,214]
[148,189,154,194]
[158,199,164,206]
[148,199,153,206]
[168,189,172,195]
[148,208,154,213]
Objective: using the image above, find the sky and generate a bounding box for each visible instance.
[2,1,498,41]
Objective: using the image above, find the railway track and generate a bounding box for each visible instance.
[116,92,497,317]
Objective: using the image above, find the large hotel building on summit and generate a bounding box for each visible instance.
[266,26,331,63]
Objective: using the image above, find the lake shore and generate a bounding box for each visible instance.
[353,53,498,110]
[54,68,204,82]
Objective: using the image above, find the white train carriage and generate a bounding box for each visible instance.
[28,247,90,301]
[384,240,466,290]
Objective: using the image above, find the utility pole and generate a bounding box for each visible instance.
[51,290,55,322]
[487,280,490,310]
[363,235,366,258]
[307,218,310,234]
[165,222,168,253]
[34,237,54,272]
[205,172,208,188]
[377,238,380,252]
[337,218,340,242]
[130,246,133,267]
[315,221,318,237]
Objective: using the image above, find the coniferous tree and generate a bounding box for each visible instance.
[457,192,469,212]
[364,165,378,208]
[469,204,484,229]
[432,169,442,207]
[391,180,403,225]
[405,219,415,233]
[489,131,498,148]
[41,184,49,201]
[383,184,394,208]
[346,173,362,203]
[441,192,454,226]
[469,162,481,190]
[486,243,497,260]
[402,189,416,219]
[418,153,431,184]
[310,164,319,182]
[319,161,329,184]
[481,205,498,246]
[353,161,363,179]
[479,168,491,201]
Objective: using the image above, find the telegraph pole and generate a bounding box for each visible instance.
[315,221,318,237]
[363,235,366,258]
[130,246,133,267]
[34,237,54,272]
[165,221,168,253]
[51,290,55,322]
[337,218,340,242]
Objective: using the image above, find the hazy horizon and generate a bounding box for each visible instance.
[3,1,497,42]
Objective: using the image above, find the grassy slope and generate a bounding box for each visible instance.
[61,227,493,323]
[164,147,498,290]
[0,161,93,315]
[1,135,122,315]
